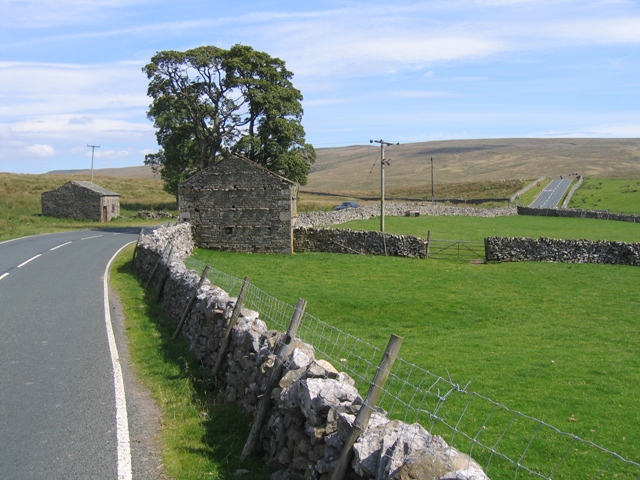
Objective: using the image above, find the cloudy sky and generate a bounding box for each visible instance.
[1,0,640,174]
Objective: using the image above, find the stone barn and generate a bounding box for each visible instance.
[41,181,121,222]
[178,156,298,254]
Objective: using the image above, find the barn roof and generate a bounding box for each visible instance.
[180,156,298,187]
[68,181,120,196]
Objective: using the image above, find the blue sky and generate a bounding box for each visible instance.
[1,0,640,174]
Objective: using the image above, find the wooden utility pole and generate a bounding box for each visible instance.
[87,144,100,183]
[431,157,434,205]
[370,139,398,232]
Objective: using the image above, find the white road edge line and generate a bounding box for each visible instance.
[0,272,9,281]
[17,254,42,268]
[103,242,134,480]
[51,241,72,251]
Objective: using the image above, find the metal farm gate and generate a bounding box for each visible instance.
[426,239,486,261]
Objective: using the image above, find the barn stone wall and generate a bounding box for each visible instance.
[179,157,297,254]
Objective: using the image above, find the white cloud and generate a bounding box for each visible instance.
[0,0,153,28]
[536,123,640,137]
[391,90,454,98]
[25,144,55,157]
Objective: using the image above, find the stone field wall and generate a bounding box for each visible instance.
[485,236,640,265]
[294,203,516,229]
[131,224,489,480]
[517,205,640,223]
[294,227,428,258]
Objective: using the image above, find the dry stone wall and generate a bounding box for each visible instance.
[295,203,516,229]
[517,205,640,223]
[131,224,489,480]
[485,236,640,266]
[294,228,428,258]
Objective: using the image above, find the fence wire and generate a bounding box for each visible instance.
[181,257,640,480]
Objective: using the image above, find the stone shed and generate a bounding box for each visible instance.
[178,156,298,254]
[41,181,120,222]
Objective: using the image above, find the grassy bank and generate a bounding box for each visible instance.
[111,246,270,480]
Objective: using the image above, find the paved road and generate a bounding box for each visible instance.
[0,228,142,479]
[529,178,573,208]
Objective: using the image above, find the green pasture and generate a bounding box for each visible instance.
[337,212,640,243]
[569,178,640,214]
[190,214,640,478]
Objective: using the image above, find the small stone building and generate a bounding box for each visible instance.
[41,181,120,222]
[178,156,298,254]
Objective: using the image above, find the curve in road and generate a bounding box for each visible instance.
[0,228,142,479]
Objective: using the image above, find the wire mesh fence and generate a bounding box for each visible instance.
[182,256,640,479]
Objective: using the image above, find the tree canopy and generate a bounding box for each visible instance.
[143,45,315,194]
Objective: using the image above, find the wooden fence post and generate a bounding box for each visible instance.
[172,265,211,340]
[132,229,143,261]
[426,231,431,258]
[241,298,307,459]
[156,246,173,302]
[144,242,171,290]
[211,277,251,377]
[330,334,404,480]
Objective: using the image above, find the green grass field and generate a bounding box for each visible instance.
[190,214,640,478]
[569,178,640,214]
[337,212,640,243]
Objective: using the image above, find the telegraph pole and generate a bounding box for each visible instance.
[370,139,398,232]
[431,157,434,205]
[87,144,100,183]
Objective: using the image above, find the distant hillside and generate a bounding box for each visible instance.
[47,165,159,179]
[48,138,640,195]
[310,138,640,195]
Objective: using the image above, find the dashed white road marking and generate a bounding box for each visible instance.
[17,254,41,268]
[0,272,9,281]
[103,242,134,480]
[81,235,104,240]
[50,241,72,251]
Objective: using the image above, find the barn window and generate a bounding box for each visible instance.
[225,226,234,234]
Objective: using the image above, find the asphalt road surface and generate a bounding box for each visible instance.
[529,178,573,208]
[0,228,158,480]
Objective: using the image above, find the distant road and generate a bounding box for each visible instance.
[0,229,140,479]
[529,178,573,208]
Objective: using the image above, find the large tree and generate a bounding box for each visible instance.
[143,45,315,194]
